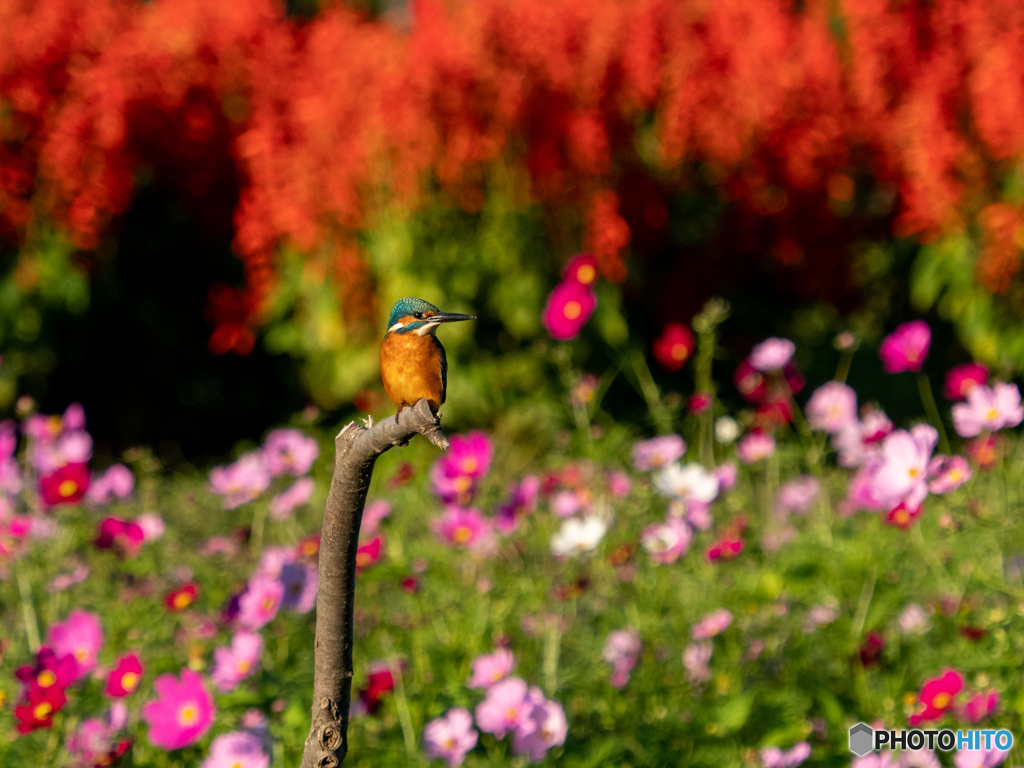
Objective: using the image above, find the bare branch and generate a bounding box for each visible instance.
[300,398,447,768]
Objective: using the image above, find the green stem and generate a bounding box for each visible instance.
[381,633,417,756]
[917,372,951,454]
[626,348,673,434]
[251,504,267,557]
[834,349,854,384]
[16,561,40,653]
[543,620,561,696]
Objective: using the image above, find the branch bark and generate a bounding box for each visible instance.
[300,398,448,768]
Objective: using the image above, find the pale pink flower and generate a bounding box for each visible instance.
[46,564,90,593]
[209,452,271,510]
[853,751,940,768]
[749,337,796,372]
[262,428,319,477]
[927,455,972,494]
[433,507,490,549]
[899,603,931,634]
[714,461,737,491]
[237,576,284,630]
[607,471,632,498]
[803,604,837,632]
[211,630,264,693]
[683,641,713,683]
[268,477,315,520]
[631,435,685,471]
[474,677,534,739]
[691,608,733,639]
[551,490,583,518]
[467,648,516,689]
[202,731,270,768]
[677,499,713,531]
[602,627,641,689]
[777,476,819,515]
[141,669,216,750]
[423,708,478,767]
[641,517,691,564]
[737,433,776,464]
[86,464,135,504]
[47,609,103,680]
[879,320,931,373]
[512,692,568,762]
[953,745,1010,768]
[256,546,295,579]
[63,403,86,431]
[839,458,888,516]
[66,703,128,767]
[872,425,937,509]
[361,499,392,534]
[952,382,1024,437]
[833,407,894,468]
[806,381,857,433]
[136,512,166,542]
[761,741,811,768]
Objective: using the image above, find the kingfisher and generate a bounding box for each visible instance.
[380,297,475,414]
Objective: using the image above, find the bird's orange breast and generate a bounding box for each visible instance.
[380,332,446,410]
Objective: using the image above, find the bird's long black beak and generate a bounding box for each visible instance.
[432,312,476,324]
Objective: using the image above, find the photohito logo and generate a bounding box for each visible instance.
[848,723,1013,756]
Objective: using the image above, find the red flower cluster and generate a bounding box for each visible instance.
[652,323,695,372]
[13,648,76,733]
[164,582,200,612]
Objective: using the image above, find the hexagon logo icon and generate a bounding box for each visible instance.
[849,722,874,757]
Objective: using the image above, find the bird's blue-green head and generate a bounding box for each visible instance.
[386,297,475,336]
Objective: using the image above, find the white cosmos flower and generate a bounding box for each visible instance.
[714,416,740,444]
[653,463,720,503]
[550,515,607,558]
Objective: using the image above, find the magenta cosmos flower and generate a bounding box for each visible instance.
[430,431,493,505]
[944,362,989,400]
[202,731,270,768]
[141,669,215,750]
[562,253,599,288]
[422,708,478,767]
[602,627,641,689]
[106,653,144,697]
[631,435,686,471]
[496,476,540,534]
[879,320,931,373]
[268,477,315,520]
[805,381,857,433]
[872,425,937,510]
[261,428,319,477]
[47,609,103,681]
[211,630,264,693]
[691,608,733,640]
[737,432,776,464]
[467,649,516,689]
[208,452,271,510]
[749,337,796,372]
[951,382,1024,437]
[433,507,490,549]
[474,677,535,739]
[237,575,284,630]
[542,281,597,341]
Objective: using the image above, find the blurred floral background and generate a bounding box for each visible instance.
[3,0,1024,767]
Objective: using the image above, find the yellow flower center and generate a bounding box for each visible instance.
[671,343,689,361]
[505,707,519,721]
[261,596,276,611]
[121,672,139,691]
[173,593,193,609]
[492,670,504,681]
[576,265,596,284]
[33,702,53,720]
[75,649,88,662]
[37,671,56,688]
[302,542,318,556]
[178,703,198,725]
[949,470,962,481]
[237,660,251,673]
[58,480,78,497]
[453,476,471,493]
[453,526,472,543]
[462,458,478,474]
[894,510,909,525]
[563,301,582,320]
[356,552,370,567]
[908,468,919,478]
[987,409,998,420]
[932,692,951,709]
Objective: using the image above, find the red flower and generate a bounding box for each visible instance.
[944,362,989,401]
[357,661,395,714]
[688,392,713,414]
[706,536,744,561]
[39,463,90,507]
[542,281,597,341]
[165,582,200,612]
[95,517,145,558]
[734,359,767,403]
[908,669,963,725]
[562,253,599,288]
[653,323,695,372]
[14,685,67,734]
[754,396,794,432]
[355,535,384,574]
[885,502,922,530]
[106,653,144,697]
[15,647,78,693]
[401,576,419,593]
[859,631,886,667]
[296,534,321,562]
[965,434,1004,471]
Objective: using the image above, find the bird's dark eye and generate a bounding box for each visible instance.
[413,313,423,319]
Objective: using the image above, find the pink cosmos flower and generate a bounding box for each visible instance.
[832,407,894,468]
[46,564,90,593]
[47,609,103,681]
[209,452,271,509]
[563,252,599,288]
[0,455,21,495]
[551,489,585,518]
[474,677,535,739]
[39,462,91,507]
[423,708,478,767]
[879,320,931,373]
[355,535,384,574]
[63,403,86,430]
[631,435,685,471]
[496,476,541,534]
[66,703,129,767]
[268,477,315,520]
[512,692,568,762]
[691,608,733,639]
[714,461,737,491]
[361,499,392,534]
[237,576,284,630]
[542,281,597,340]
[749,337,796,372]
[952,382,1024,437]
[0,515,32,560]
[683,640,713,683]
[607,470,632,498]
[805,381,857,433]
[737,432,776,464]
[141,669,215,750]
[853,752,940,768]
[430,431,493,504]
[899,603,931,634]
[106,653,144,697]
[136,512,166,543]
[872,425,937,509]
[202,731,270,768]
[761,742,811,768]
[211,630,264,693]
[261,428,319,477]
[279,561,318,613]
[433,507,490,549]
[0,419,17,459]
[602,627,641,689]
[953,745,1010,768]
[95,517,146,558]
[776,476,819,515]
[945,362,989,400]
[927,455,972,494]
[909,668,963,725]
[641,517,692,564]
[677,499,713,531]
[86,464,135,504]
[960,691,999,723]
[467,649,516,689]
